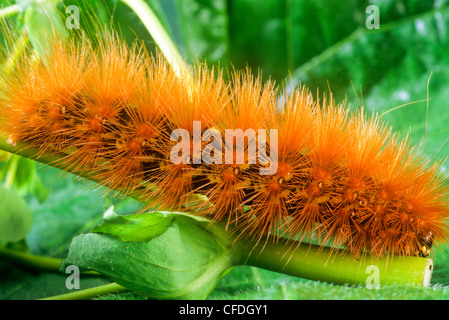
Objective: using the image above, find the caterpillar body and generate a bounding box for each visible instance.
[1,34,448,260]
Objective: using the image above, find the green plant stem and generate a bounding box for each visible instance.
[0,3,20,20]
[0,138,70,171]
[0,246,62,272]
[120,0,188,77]
[3,153,18,188]
[39,282,128,300]
[0,246,102,276]
[237,237,433,287]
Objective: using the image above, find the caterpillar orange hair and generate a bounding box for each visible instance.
[1,32,448,260]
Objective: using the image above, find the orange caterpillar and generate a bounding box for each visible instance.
[1,34,448,259]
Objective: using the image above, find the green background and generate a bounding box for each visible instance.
[1,0,449,299]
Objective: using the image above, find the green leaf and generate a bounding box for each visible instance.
[63,213,237,299]
[21,0,69,58]
[0,150,9,162]
[91,210,175,242]
[0,259,110,300]
[175,0,229,66]
[92,203,212,242]
[288,3,449,170]
[287,0,366,75]
[227,0,289,81]
[0,185,33,242]
[101,0,173,53]
[2,156,50,203]
[24,165,107,257]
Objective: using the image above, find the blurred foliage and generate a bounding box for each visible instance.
[0,0,449,300]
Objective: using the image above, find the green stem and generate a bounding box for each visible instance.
[0,246,62,272]
[3,154,18,188]
[0,138,70,171]
[120,0,188,77]
[0,246,102,276]
[237,237,433,287]
[39,283,128,300]
[0,4,20,20]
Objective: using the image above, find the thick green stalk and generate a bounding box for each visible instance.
[237,237,433,287]
[39,283,128,300]
[0,246,62,272]
[0,3,20,20]
[0,246,102,276]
